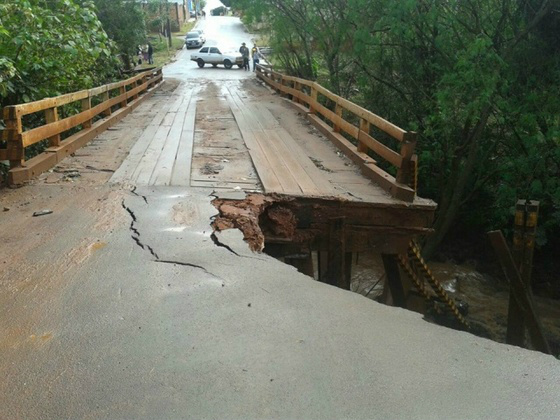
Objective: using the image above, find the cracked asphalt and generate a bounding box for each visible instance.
[2,184,560,419]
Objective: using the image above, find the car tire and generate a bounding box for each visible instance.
[224,60,233,69]
[197,59,205,68]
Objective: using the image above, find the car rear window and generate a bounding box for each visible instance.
[199,47,209,53]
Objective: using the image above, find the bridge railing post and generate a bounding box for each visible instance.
[3,107,24,169]
[309,85,318,114]
[81,96,92,129]
[101,90,112,117]
[119,85,127,109]
[395,132,417,188]
[333,103,342,133]
[44,107,61,147]
[358,118,369,153]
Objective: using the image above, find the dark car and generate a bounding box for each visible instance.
[185,31,204,49]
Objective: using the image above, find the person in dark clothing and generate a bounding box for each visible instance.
[147,43,154,65]
[239,42,250,71]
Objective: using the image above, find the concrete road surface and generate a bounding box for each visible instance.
[1,15,560,420]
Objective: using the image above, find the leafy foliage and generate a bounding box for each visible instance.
[232,0,560,259]
[93,0,147,69]
[0,0,120,107]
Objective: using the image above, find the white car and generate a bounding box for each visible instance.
[190,46,243,69]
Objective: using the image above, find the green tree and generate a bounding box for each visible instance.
[233,0,560,260]
[93,0,147,70]
[347,0,559,256]
[0,0,119,106]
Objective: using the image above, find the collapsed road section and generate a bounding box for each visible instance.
[212,192,436,294]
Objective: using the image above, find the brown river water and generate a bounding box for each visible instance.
[349,252,560,357]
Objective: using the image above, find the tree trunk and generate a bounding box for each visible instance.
[423,105,492,258]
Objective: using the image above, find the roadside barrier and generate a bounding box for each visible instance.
[1,68,163,185]
[256,64,417,202]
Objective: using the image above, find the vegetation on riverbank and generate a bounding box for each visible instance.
[231,0,560,289]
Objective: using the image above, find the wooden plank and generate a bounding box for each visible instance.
[396,132,417,184]
[230,88,301,194]
[170,93,197,186]
[81,97,92,129]
[358,130,403,168]
[110,83,178,184]
[488,230,551,354]
[358,119,369,153]
[308,114,375,167]
[8,153,58,185]
[362,163,415,202]
[225,92,283,192]
[44,107,61,147]
[311,99,360,139]
[150,96,189,185]
[248,104,279,129]
[263,130,321,196]
[11,90,89,117]
[270,127,337,196]
[252,131,301,194]
[9,83,160,185]
[12,70,152,116]
[21,79,152,148]
[22,90,129,147]
[312,82,406,141]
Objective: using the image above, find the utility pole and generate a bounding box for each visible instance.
[166,0,172,48]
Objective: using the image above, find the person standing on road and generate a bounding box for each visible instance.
[251,43,260,71]
[239,42,250,71]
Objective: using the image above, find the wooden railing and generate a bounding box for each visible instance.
[0,68,163,185]
[256,64,417,202]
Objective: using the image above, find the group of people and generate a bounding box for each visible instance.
[239,42,260,71]
[137,43,154,66]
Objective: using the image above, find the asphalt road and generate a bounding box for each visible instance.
[164,15,258,81]
[1,15,560,420]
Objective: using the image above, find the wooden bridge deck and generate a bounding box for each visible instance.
[111,80,433,209]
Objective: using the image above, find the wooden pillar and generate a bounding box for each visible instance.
[81,97,92,129]
[44,107,60,147]
[101,91,112,117]
[132,79,140,100]
[489,230,550,354]
[119,85,127,108]
[317,218,351,289]
[333,103,342,133]
[328,217,350,289]
[381,254,407,308]
[294,82,300,104]
[396,132,417,185]
[309,87,318,115]
[358,118,369,153]
[4,108,24,168]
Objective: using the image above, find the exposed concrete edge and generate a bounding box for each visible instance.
[8,81,164,186]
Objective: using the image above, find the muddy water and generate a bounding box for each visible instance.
[350,252,560,356]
